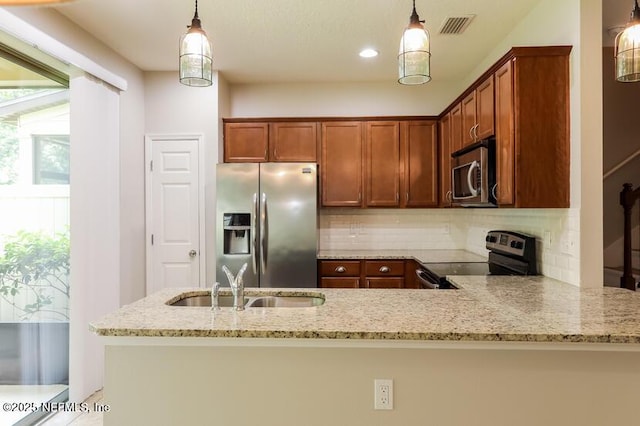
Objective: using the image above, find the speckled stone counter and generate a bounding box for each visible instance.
[90,276,640,344]
[317,248,487,263]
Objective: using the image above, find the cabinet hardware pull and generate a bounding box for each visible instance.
[379,266,390,273]
[335,266,346,273]
[406,192,409,203]
[446,190,452,202]
[273,148,278,159]
[491,183,498,200]
[473,124,479,140]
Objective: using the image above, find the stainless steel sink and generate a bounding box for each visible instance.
[247,296,324,308]
[169,295,245,307]
[167,293,324,308]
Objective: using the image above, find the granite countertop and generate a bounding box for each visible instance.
[317,248,487,263]
[90,276,640,344]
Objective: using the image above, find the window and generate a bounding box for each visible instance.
[33,134,70,184]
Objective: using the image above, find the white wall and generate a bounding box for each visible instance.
[144,71,220,285]
[229,81,458,117]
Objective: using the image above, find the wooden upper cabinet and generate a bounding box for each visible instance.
[475,75,495,140]
[321,121,363,207]
[269,122,318,162]
[461,91,477,147]
[224,122,269,162]
[438,114,452,207]
[365,121,400,207]
[495,60,515,206]
[450,103,463,154]
[223,121,318,162]
[401,120,438,207]
[493,47,571,208]
[461,75,495,147]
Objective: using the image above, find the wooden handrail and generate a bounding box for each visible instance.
[620,183,640,290]
[604,147,640,180]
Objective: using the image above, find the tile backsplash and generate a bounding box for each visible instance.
[319,208,580,286]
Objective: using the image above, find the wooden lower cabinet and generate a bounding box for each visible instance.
[364,277,403,289]
[318,259,407,289]
[320,277,360,288]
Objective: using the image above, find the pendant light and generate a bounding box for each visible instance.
[615,0,640,82]
[398,0,431,85]
[179,0,213,87]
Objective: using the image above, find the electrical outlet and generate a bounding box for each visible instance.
[374,379,393,410]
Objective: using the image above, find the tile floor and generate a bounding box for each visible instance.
[37,390,103,426]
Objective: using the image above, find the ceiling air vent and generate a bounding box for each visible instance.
[438,15,475,35]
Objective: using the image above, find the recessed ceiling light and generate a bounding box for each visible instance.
[359,48,379,58]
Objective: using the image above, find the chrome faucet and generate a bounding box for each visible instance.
[222,263,248,311]
[211,282,220,310]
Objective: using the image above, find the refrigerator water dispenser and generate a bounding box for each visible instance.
[223,213,251,255]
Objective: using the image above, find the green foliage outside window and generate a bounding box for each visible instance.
[0,229,70,320]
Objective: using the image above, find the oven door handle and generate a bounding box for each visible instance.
[467,160,479,197]
[415,269,439,289]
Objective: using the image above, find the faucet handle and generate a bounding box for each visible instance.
[211,282,220,310]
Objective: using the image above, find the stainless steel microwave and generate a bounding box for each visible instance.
[451,138,497,207]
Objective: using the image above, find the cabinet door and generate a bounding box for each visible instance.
[224,123,269,162]
[450,103,463,154]
[438,114,452,207]
[269,122,318,162]
[319,260,361,277]
[321,122,363,207]
[494,60,515,206]
[365,121,400,207]
[320,277,360,288]
[461,91,477,147]
[401,120,438,207]
[365,260,405,277]
[476,75,495,140]
[365,277,404,289]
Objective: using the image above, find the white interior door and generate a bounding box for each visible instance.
[146,135,204,294]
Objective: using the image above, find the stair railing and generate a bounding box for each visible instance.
[620,183,640,290]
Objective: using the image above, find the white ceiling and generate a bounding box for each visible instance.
[47,0,630,84]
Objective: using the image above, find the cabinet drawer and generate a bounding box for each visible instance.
[320,260,361,277]
[365,260,405,276]
[365,277,404,289]
[320,277,360,288]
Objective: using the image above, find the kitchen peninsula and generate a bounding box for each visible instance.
[92,277,640,426]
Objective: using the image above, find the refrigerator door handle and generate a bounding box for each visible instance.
[251,193,258,274]
[260,192,268,273]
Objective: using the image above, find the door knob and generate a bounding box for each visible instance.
[189,250,197,258]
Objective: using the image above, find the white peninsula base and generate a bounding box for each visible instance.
[103,339,640,426]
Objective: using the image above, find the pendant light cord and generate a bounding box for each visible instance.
[194,0,199,20]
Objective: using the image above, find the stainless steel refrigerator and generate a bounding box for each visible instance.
[216,163,318,288]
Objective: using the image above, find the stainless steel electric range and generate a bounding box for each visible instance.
[416,230,538,289]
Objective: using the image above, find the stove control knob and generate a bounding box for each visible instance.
[486,235,497,243]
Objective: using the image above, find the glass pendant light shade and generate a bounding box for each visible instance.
[398,0,431,85]
[179,1,213,87]
[616,0,640,82]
